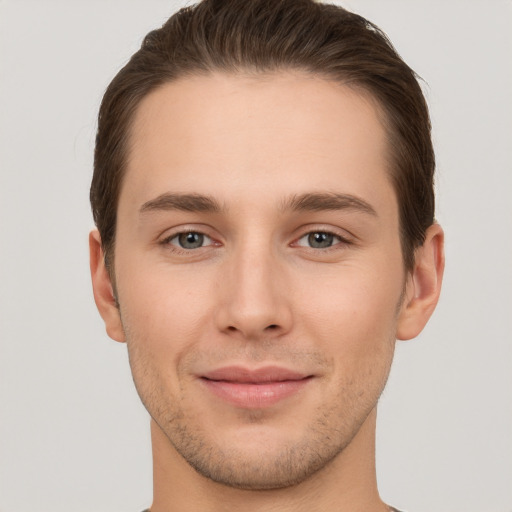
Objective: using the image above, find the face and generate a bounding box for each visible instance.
[111,72,408,489]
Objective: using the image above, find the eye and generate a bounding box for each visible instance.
[295,231,344,249]
[167,231,213,250]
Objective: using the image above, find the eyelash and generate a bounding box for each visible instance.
[160,230,217,254]
[160,227,352,255]
[293,230,351,251]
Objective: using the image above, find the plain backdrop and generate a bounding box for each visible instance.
[1,1,511,511]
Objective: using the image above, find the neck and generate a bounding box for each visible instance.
[150,408,388,512]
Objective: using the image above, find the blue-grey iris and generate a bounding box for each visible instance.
[308,232,334,248]
[178,232,204,249]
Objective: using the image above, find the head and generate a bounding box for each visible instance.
[89,0,444,494]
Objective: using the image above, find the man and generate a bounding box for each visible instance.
[89,0,444,510]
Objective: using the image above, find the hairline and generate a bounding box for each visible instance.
[105,68,419,278]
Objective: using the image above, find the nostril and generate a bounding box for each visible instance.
[266,324,278,330]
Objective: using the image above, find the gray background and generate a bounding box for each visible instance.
[1,1,511,511]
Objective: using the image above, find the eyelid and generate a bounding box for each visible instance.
[158,225,222,254]
[294,234,348,251]
[167,232,214,247]
[157,224,218,242]
[156,224,355,253]
[291,225,355,246]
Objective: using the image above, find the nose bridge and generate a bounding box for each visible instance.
[216,237,291,338]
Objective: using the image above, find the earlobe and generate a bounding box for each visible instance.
[89,230,125,343]
[396,223,445,341]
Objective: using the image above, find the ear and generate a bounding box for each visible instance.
[89,229,125,342]
[397,223,445,340]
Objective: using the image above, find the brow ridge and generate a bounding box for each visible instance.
[139,191,376,217]
[283,192,377,216]
[140,193,222,214]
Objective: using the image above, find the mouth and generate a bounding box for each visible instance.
[199,366,314,408]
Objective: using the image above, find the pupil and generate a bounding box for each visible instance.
[179,232,203,249]
[308,232,333,248]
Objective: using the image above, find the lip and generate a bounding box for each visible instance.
[199,366,313,408]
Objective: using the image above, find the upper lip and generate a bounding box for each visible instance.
[200,366,311,383]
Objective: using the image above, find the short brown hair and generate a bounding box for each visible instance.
[91,0,435,272]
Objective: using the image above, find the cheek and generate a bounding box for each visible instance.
[296,264,403,361]
[119,271,215,415]
[300,278,399,411]
[117,263,217,369]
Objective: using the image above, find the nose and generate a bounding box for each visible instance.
[214,243,293,341]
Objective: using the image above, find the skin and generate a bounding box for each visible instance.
[90,72,444,512]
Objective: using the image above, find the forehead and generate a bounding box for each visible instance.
[122,71,395,217]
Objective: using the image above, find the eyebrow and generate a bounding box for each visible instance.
[140,193,223,214]
[282,192,377,216]
[139,191,377,217]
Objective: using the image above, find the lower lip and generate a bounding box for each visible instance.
[200,378,312,408]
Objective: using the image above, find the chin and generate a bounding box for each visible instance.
[162,417,352,491]
[186,444,337,490]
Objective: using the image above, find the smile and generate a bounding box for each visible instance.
[199,366,314,408]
